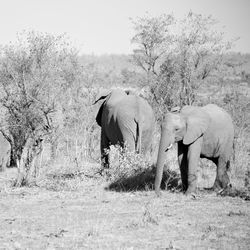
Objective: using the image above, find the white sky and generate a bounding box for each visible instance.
[0,0,249,55]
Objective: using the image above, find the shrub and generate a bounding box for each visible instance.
[104,144,181,192]
[0,31,85,186]
[103,145,150,183]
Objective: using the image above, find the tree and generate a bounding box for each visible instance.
[0,31,81,186]
[175,12,234,105]
[131,14,175,77]
[131,12,235,114]
[58,61,100,162]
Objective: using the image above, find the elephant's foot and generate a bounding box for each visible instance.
[212,179,232,194]
[213,183,232,196]
[212,180,222,192]
[185,185,197,195]
[155,189,162,197]
[185,192,197,199]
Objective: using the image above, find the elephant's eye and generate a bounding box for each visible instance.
[175,127,179,132]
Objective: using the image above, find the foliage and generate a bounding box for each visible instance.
[102,145,151,183]
[131,12,235,116]
[221,86,250,135]
[56,65,100,163]
[0,31,82,186]
[131,14,175,75]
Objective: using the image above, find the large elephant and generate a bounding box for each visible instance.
[94,88,155,168]
[0,132,10,171]
[155,104,234,195]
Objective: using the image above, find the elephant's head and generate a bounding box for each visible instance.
[94,89,131,127]
[154,106,210,195]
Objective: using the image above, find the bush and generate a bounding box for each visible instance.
[104,144,181,192]
[103,145,150,183]
[0,31,101,186]
[0,31,80,185]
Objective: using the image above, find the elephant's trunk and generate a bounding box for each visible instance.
[155,126,172,195]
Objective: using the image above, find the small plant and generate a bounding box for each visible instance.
[103,144,151,183]
[142,203,159,226]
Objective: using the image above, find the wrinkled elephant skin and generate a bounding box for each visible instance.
[155,104,234,195]
[95,89,155,168]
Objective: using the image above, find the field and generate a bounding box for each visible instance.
[0,164,250,250]
[0,31,250,249]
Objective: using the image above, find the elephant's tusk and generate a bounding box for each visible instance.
[165,144,173,151]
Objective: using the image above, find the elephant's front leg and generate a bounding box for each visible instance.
[178,143,188,192]
[186,137,202,194]
[101,130,110,169]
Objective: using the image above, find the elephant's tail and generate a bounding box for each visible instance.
[134,96,142,154]
[135,119,142,154]
[232,137,236,163]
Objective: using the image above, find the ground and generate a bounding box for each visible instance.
[0,168,249,250]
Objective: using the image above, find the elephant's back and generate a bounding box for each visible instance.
[203,104,234,129]
[117,95,155,152]
[128,96,155,151]
[202,104,234,156]
[119,95,154,127]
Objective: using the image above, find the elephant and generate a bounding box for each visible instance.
[94,88,155,168]
[0,132,11,171]
[154,104,234,195]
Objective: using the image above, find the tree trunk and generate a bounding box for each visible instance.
[14,137,43,187]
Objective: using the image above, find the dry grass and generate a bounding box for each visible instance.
[0,167,250,249]
[231,132,250,191]
[31,134,250,200]
[0,136,249,248]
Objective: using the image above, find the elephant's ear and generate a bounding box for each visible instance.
[94,90,111,127]
[93,89,111,104]
[183,110,210,145]
[96,102,105,127]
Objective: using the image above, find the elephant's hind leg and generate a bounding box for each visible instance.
[213,157,230,191]
[101,130,110,169]
[120,126,136,153]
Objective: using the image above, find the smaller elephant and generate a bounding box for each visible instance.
[155,104,234,195]
[94,88,155,168]
[0,132,10,171]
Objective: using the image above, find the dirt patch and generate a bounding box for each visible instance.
[0,169,250,249]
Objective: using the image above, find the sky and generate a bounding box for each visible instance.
[0,0,249,55]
